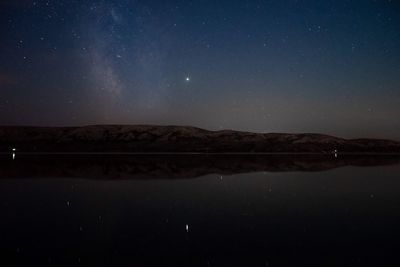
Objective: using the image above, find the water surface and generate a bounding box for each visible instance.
[0,155,399,266]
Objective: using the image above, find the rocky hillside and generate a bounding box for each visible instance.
[0,125,399,153]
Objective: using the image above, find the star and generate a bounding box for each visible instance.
[186,77,190,82]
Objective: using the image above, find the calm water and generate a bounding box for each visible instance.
[0,154,400,266]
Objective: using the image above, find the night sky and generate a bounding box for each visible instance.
[1,0,399,139]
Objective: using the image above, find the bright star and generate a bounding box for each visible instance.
[186,77,190,82]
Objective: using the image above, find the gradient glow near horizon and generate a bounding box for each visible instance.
[0,0,399,139]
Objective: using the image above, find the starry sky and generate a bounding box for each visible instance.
[0,0,399,139]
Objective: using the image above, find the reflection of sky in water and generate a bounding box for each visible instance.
[0,161,399,265]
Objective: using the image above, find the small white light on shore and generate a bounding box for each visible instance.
[185,224,189,232]
[12,148,16,151]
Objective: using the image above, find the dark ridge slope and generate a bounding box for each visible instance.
[0,125,399,153]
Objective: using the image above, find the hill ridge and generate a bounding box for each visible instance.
[0,125,399,153]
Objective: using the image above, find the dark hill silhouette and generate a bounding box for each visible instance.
[0,125,399,153]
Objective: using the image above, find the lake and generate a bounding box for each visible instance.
[0,154,399,266]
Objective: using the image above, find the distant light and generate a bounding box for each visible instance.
[186,77,190,82]
[12,153,15,160]
[12,148,16,151]
[185,224,189,232]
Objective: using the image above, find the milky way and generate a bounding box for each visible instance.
[0,0,399,139]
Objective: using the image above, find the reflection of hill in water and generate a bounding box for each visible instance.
[1,154,399,180]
